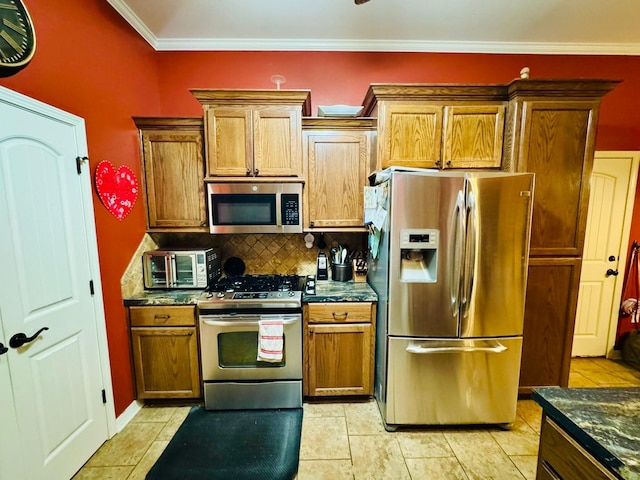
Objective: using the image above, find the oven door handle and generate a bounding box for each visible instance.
[201,316,300,327]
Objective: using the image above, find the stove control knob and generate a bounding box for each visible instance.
[217,292,225,298]
[289,291,295,297]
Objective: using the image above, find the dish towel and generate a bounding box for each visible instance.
[257,319,284,362]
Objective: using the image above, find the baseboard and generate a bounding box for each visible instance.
[115,399,144,433]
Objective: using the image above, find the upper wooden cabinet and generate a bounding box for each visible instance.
[191,89,311,180]
[302,118,377,231]
[502,80,620,257]
[362,84,506,170]
[133,117,208,231]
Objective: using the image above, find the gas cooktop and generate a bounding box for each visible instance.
[198,274,305,310]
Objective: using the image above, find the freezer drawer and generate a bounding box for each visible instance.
[382,336,522,426]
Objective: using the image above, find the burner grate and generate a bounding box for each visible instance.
[207,274,303,293]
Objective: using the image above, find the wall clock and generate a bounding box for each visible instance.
[0,0,36,78]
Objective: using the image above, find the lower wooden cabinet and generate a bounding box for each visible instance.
[128,305,201,399]
[537,416,616,480]
[304,302,376,397]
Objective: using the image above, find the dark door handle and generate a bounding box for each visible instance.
[606,269,619,277]
[9,327,49,348]
[0,343,8,355]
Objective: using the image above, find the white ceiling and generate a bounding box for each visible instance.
[106,0,640,55]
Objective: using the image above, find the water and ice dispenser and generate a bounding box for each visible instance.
[399,228,438,282]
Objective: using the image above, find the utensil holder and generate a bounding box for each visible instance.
[331,263,352,282]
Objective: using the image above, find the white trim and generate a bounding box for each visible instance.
[0,86,117,438]
[105,0,157,48]
[596,151,640,359]
[154,38,640,56]
[115,400,144,433]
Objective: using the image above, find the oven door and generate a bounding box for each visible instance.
[200,312,302,381]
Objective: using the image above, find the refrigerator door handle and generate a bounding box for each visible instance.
[405,340,507,354]
[461,190,476,320]
[451,190,465,316]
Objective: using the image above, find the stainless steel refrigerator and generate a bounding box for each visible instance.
[367,168,534,430]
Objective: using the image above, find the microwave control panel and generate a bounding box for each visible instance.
[281,193,300,226]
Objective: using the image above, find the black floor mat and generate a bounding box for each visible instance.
[146,406,303,480]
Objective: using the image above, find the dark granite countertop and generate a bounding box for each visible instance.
[303,279,378,303]
[123,290,203,306]
[532,387,640,480]
[124,280,378,306]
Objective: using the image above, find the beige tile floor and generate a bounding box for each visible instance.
[73,357,640,480]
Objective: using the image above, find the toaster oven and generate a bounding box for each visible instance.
[143,248,221,289]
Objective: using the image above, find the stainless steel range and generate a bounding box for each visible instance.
[198,274,305,410]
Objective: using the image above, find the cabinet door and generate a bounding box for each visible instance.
[519,257,582,392]
[442,104,505,169]
[378,102,443,169]
[306,323,373,396]
[253,106,303,177]
[305,131,368,228]
[141,130,207,229]
[204,106,253,177]
[131,326,201,399]
[516,100,597,257]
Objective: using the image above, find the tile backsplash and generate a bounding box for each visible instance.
[121,232,368,297]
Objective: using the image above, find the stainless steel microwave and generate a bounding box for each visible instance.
[207,182,302,234]
[143,248,221,289]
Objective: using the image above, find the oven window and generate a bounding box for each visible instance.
[218,332,286,367]
[212,194,276,225]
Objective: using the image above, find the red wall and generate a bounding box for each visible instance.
[0,0,160,416]
[3,1,640,417]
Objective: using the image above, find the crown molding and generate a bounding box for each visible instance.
[154,38,640,56]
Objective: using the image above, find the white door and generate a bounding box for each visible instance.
[0,87,114,479]
[573,152,640,357]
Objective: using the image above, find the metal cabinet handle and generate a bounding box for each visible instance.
[246,168,251,176]
[254,168,260,176]
[332,312,349,321]
[606,269,619,277]
[9,327,49,348]
[154,314,171,320]
[0,343,8,355]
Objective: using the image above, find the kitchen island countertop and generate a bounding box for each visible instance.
[304,279,377,303]
[532,387,640,480]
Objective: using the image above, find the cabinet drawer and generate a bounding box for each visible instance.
[538,416,616,480]
[129,306,196,327]
[307,302,372,323]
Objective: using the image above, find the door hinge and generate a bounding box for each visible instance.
[76,156,88,174]
[89,280,95,295]
[102,389,107,404]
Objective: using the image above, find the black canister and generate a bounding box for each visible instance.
[331,263,352,282]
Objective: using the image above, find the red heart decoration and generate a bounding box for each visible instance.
[94,161,138,221]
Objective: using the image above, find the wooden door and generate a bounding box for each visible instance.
[442,104,505,168]
[204,106,253,177]
[306,323,372,396]
[0,87,112,479]
[253,105,302,177]
[516,100,598,257]
[378,102,443,169]
[519,257,583,391]
[140,126,207,229]
[130,327,201,399]
[305,131,368,228]
[573,153,640,357]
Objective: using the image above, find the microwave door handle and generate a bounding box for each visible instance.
[275,192,283,227]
